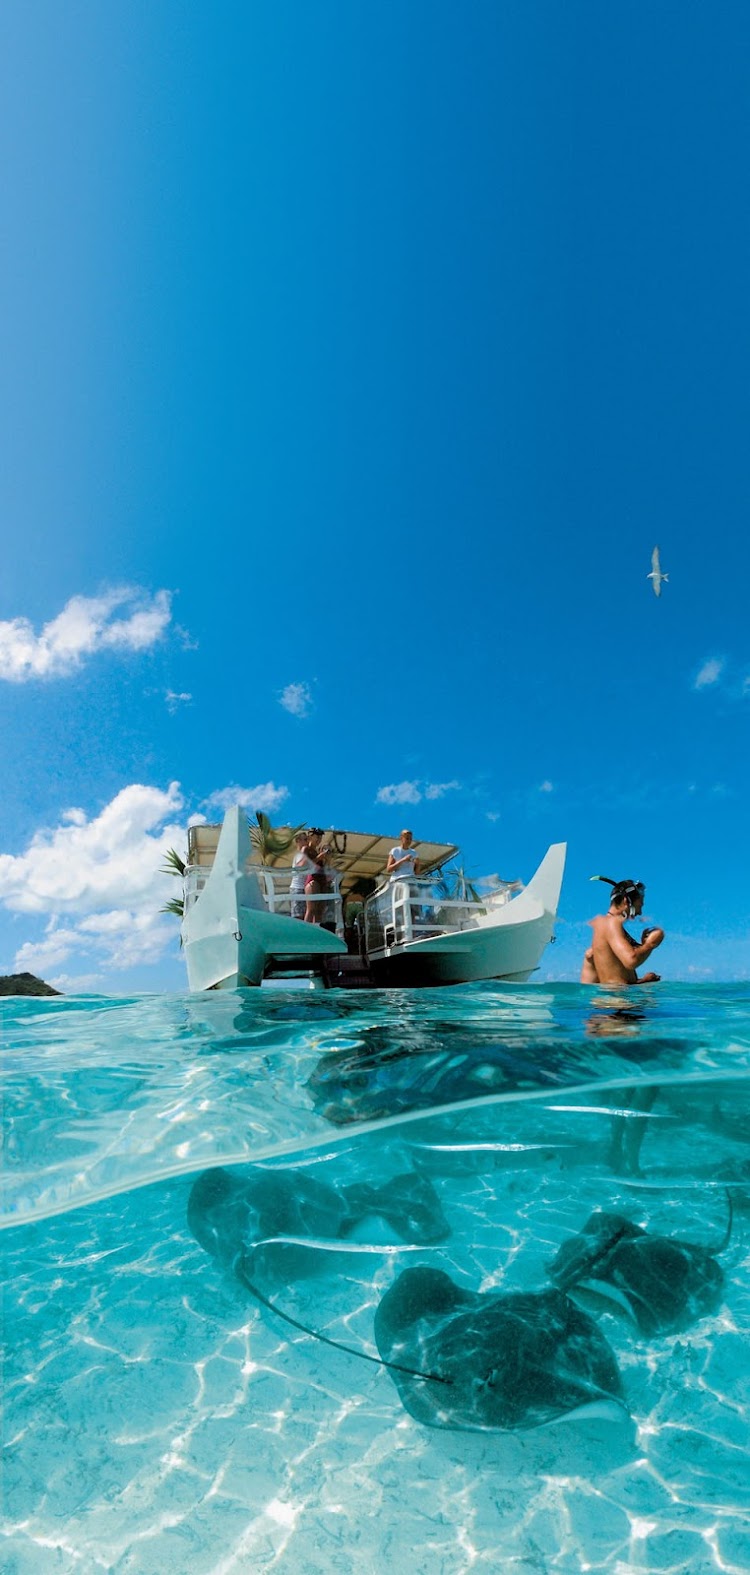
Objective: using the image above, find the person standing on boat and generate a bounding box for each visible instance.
[581,877,664,985]
[386,829,421,881]
[290,831,322,921]
[303,828,331,925]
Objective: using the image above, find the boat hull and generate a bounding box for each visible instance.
[369,924,547,987]
[366,842,566,987]
[182,810,565,992]
[182,809,346,990]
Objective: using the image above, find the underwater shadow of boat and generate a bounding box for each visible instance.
[305,1030,586,1127]
[305,1017,692,1128]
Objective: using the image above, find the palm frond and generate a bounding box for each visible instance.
[431,864,480,903]
[160,896,185,919]
[161,847,187,878]
[249,813,306,864]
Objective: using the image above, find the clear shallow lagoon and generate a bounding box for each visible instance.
[2,983,749,1573]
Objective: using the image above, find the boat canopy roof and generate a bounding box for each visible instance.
[187,821,459,896]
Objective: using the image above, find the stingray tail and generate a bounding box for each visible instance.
[234,1249,451,1387]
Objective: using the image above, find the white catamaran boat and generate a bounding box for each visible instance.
[181,807,566,991]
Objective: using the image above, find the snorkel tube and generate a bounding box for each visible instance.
[590,875,646,921]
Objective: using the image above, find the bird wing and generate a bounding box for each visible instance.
[651,545,661,573]
[652,577,661,597]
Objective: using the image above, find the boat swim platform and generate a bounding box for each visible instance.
[259,954,374,990]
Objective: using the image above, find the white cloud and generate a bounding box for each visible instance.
[13,913,178,978]
[692,656,750,701]
[539,780,554,793]
[78,909,138,935]
[0,588,173,682]
[165,690,192,713]
[424,780,461,800]
[174,624,199,651]
[376,779,461,806]
[279,681,313,719]
[694,658,724,690]
[376,781,423,806]
[0,781,185,916]
[0,783,188,980]
[102,595,172,651]
[13,929,86,973]
[48,972,105,993]
[204,782,289,815]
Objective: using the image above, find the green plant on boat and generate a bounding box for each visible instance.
[160,846,187,923]
[249,811,306,864]
[343,875,378,925]
[158,818,307,934]
[161,847,187,879]
[431,864,481,904]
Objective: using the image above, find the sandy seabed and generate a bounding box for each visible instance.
[4,1111,750,1575]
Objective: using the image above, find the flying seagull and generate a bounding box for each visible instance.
[647,545,668,597]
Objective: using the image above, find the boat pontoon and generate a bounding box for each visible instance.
[181,808,566,991]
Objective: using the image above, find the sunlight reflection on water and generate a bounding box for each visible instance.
[1,984,749,1572]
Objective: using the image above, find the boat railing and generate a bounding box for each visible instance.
[363,877,488,952]
[481,879,523,907]
[257,866,345,938]
[183,864,210,911]
[183,862,345,937]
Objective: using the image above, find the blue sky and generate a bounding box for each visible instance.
[0,2,747,991]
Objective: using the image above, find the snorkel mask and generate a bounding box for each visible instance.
[591,875,645,920]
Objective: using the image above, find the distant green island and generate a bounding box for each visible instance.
[0,972,61,997]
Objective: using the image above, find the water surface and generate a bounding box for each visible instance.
[2,983,749,1572]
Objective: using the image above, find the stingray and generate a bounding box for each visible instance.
[187,1162,450,1283]
[373,1268,627,1431]
[188,1164,456,1386]
[547,1198,733,1336]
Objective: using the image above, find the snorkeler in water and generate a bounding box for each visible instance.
[581,877,664,986]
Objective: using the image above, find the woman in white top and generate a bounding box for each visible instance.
[386,829,420,881]
[290,831,318,920]
[292,828,331,925]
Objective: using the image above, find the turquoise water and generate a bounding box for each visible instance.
[2,983,749,1573]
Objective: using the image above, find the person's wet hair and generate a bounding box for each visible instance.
[591,875,645,917]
